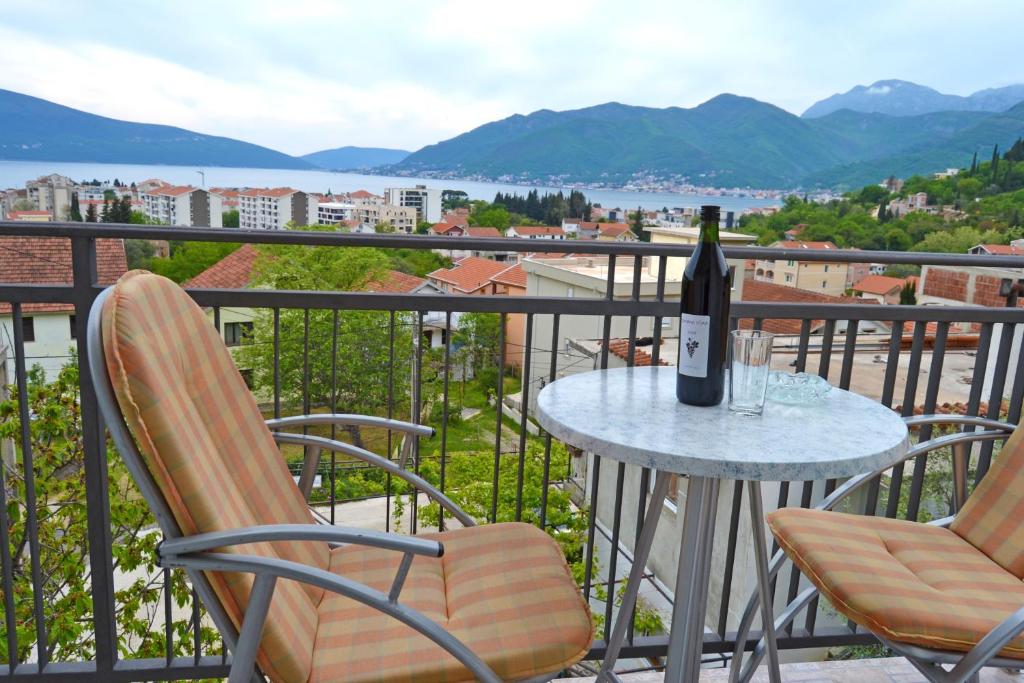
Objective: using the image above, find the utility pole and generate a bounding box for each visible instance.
[196,170,205,188]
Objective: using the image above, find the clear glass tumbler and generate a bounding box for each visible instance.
[729,330,775,415]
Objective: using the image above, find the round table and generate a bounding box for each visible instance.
[536,366,909,683]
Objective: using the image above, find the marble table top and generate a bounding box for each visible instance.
[536,366,909,481]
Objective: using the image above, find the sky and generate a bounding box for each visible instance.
[1,0,1021,157]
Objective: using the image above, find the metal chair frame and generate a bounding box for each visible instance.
[86,286,560,683]
[728,414,1022,683]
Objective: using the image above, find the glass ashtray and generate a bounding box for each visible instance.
[767,372,832,404]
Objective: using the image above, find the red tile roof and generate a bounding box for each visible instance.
[366,270,428,293]
[490,263,527,289]
[350,190,379,199]
[428,256,509,293]
[0,237,127,313]
[510,226,564,237]
[740,280,873,335]
[602,339,668,367]
[431,222,466,235]
[466,227,501,238]
[8,210,52,217]
[598,223,635,238]
[852,274,905,296]
[975,243,1024,255]
[146,185,197,197]
[184,244,259,289]
[239,187,299,198]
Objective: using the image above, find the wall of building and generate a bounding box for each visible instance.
[0,312,75,380]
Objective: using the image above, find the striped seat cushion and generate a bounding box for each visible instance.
[951,426,1024,577]
[311,523,594,683]
[768,508,1024,659]
[102,271,326,683]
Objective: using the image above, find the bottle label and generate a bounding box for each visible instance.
[678,313,710,378]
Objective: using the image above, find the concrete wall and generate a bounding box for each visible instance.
[0,312,75,381]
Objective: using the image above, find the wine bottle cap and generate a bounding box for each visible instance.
[700,205,720,222]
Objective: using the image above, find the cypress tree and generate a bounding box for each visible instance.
[991,144,1000,183]
[85,203,98,222]
[970,151,978,174]
[70,192,83,221]
[101,199,111,222]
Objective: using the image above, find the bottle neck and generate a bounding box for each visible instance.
[699,218,720,244]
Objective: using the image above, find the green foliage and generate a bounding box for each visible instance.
[469,204,511,231]
[899,280,917,305]
[493,190,591,224]
[910,225,1005,253]
[374,221,396,233]
[0,362,217,664]
[441,190,469,210]
[84,203,98,222]
[222,209,239,228]
[101,196,132,224]
[69,193,82,221]
[385,248,450,277]
[415,220,432,235]
[124,239,156,270]
[149,242,240,283]
[456,313,503,375]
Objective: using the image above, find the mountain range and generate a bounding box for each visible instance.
[2,82,1023,191]
[802,79,1024,118]
[301,146,410,170]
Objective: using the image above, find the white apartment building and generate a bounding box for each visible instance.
[384,185,441,223]
[141,186,222,227]
[238,187,316,230]
[26,174,76,220]
[317,202,357,225]
[354,203,417,233]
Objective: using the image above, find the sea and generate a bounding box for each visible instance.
[0,160,779,213]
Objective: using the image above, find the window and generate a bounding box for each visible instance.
[824,265,829,272]
[224,321,254,347]
[566,287,574,298]
[787,260,794,266]
[785,274,793,283]
[822,280,827,288]
[18,316,36,342]
[69,314,77,339]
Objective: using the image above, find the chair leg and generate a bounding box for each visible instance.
[227,573,277,683]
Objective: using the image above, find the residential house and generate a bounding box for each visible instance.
[141,185,222,227]
[26,174,75,220]
[384,185,441,223]
[7,210,53,222]
[317,202,357,226]
[506,226,565,240]
[238,187,316,230]
[349,189,383,205]
[754,241,850,297]
[427,256,510,295]
[852,274,907,304]
[0,236,127,379]
[887,192,928,218]
[968,243,1024,256]
[488,263,527,366]
[596,223,637,242]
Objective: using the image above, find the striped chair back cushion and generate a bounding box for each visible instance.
[102,270,326,683]
[951,425,1024,578]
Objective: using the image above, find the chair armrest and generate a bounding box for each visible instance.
[163,550,502,683]
[903,414,1016,432]
[272,432,477,527]
[265,413,435,438]
[159,524,443,558]
[951,603,1024,681]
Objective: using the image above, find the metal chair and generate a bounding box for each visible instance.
[87,271,593,683]
[730,414,1023,683]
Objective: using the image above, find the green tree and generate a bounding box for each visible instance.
[0,362,218,664]
[149,242,241,283]
[222,209,239,228]
[125,239,156,270]
[100,199,111,223]
[415,220,432,235]
[441,190,469,210]
[899,280,917,305]
[69,193,83,222]
[455,312,503,378]
[631,206,647,241]
[374,221,396,233]
[85,203,98,222]
[469,204,511,231]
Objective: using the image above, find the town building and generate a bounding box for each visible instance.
[887,192,928,218]
[506,226,565,240]
[238,187,316,230]
[6,210,53,222]
[0,236,127,379]
[645,226,757,301]
[968,242,1024,256]
[26,174,76,220]
[141,185,222,227]
[353,203,417,234]
[596,223,637,241]
[317,202,357,225]
[384,185,441,223]
[851,274,908,304]
[754,241,850,297]
[427,256,511,295]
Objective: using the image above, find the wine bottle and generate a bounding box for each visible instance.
[676,205,731,406]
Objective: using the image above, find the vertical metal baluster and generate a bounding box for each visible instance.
[514,314,534,521]
[412,312,424,534]
[790,481,813,636]
[795,319,811,373]
[439,312,452,532]
[1006,332,1024,425]
[838,321,859,390]
[816,319,836,379]
[886,321,926,520]
[716,481,744,639]
[302,309,311,496]
[164,566,173,664]
[0,362,19,667]
[490,313,507,524]
[604,462,626,642]
[752,318,763,332]
[12,304,48,669]
[273,308,281,419]
[385,312,395,532]
[540,314,560,530]
[880,321,906,408]
[978,321,1016,479]
[906,322,949,522]
[651,255,668,366]
[192,586,201,664]
[769,481,789,599]
[213,306,221,339]
[330,310,339,525]
[965,323,994,422]
[626,256,642,364]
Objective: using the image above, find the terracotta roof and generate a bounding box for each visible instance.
[350,190,378,199]
[598,224,634,238]
[974,243,1024,255]
[466,227,501,238]
[7,210,52,217]
[366,270,428,294]
[510,226,564,237]
[437,215,468,227]
[781,240,838,250]
[490,263,527,289]
[184,244,259,289]
[852,274,906,296]
[239,187,298,198]
[428,256,509,293]
[602,339,668,367]
[740,280,873,335]
[0,237,127,313]
[146,185,197,197]
[431,222,466,235]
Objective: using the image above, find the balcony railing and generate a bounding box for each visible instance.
[1,221,1023,681]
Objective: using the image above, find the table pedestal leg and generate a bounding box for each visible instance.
[597,471,671,682]
[747,481,781,683]
[664,476,719,683]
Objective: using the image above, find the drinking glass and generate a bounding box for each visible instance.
[729,330,775,415]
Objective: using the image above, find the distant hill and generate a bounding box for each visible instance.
[803,79,1024,118]
[390,95,1024,189]
[302,146,410,170]
[0,88,313,169]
